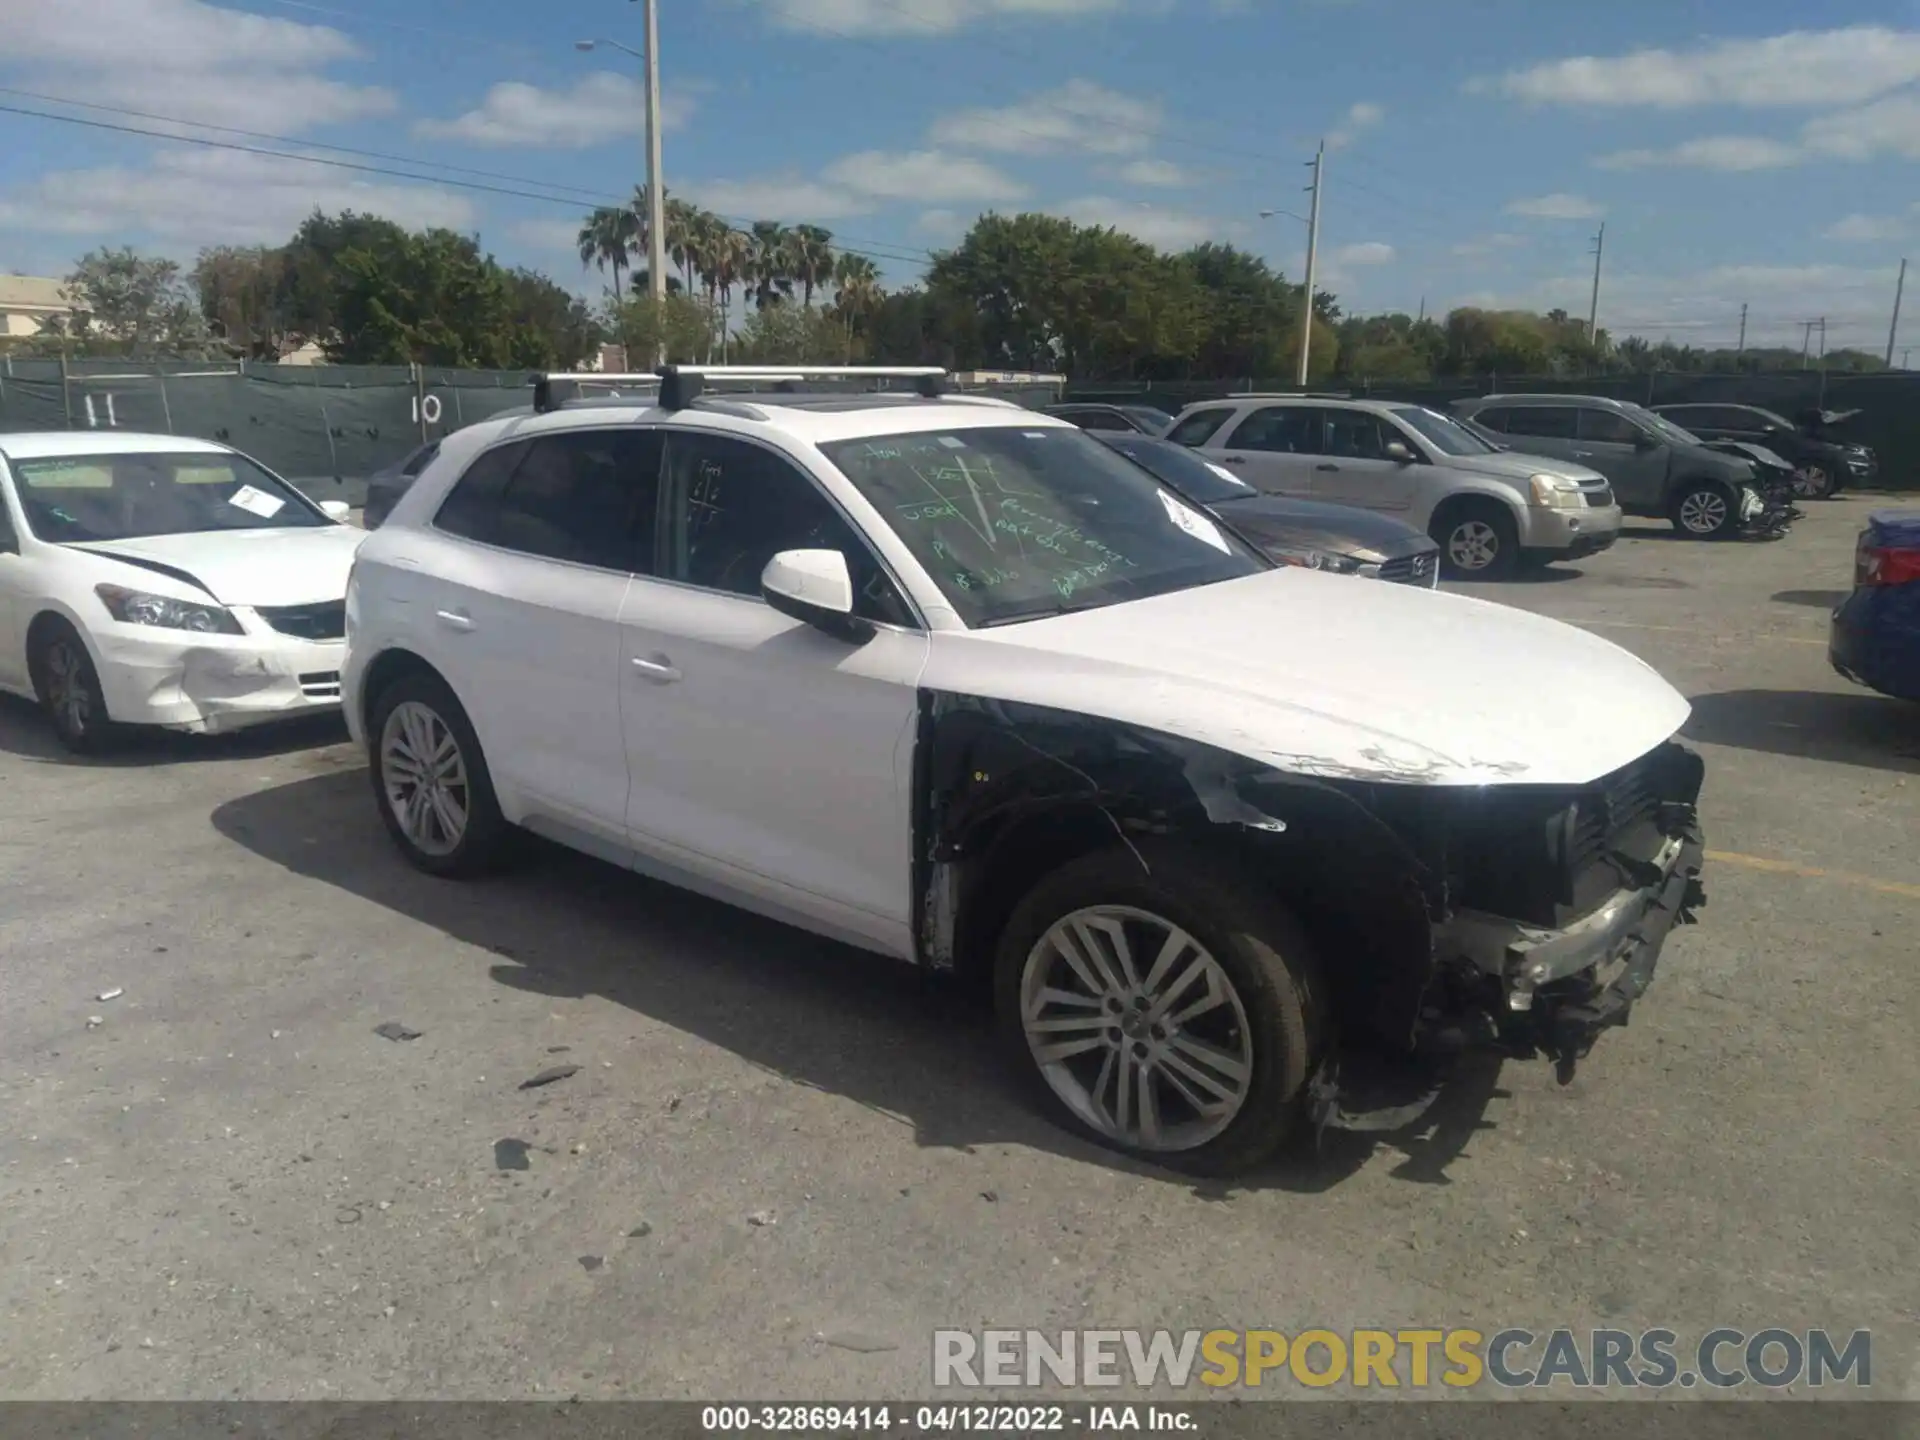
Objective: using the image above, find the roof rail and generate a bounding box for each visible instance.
[529,372,660,414]
[655,364,950,410]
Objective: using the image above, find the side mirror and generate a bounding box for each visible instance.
[320,499,352,520]
[1383,440,1416,464]
[761,548,874,644]
[1633,431,1660,451]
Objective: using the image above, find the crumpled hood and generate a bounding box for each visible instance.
[1439,448,1607,485]
[928,569,1689,787]
[72,526,364,607]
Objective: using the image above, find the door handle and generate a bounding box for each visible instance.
[434,608,473,632]
[631,655,681,684]
[1572,449,1595,458]
[1314,463,1339,472]
[1221,455,1247,465]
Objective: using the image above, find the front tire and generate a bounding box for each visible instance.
[1670,480,1737,538]
[367,670,515,877]
[30,620,120,755]
[993,844,1325,1177]
[1432,502,1518,580]
[1790,462,1836,501]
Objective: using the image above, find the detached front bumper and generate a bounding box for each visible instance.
[1438,815,1707,1067]
[92,621,346,734]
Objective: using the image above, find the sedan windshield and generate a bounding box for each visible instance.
[819,425,1267,628]
[9,451,328,542]
[1096,434,1253,506]
[1390,406,1496,456]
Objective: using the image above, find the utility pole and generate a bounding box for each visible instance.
[1295,139,1324,388]
[1736,303,1747,355]
[1818,316,1827,363]
[641,0,667,364]
[1416,295,1425,325]
[1586,222,1605,344]
[1887,258,1907,367]
[1800,320,1815,366]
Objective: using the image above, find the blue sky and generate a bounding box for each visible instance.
[0,0,1914,353]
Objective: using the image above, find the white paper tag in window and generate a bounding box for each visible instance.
[228,484,285,518]
[1158,490,1230,554]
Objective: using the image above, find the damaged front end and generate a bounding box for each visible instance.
[913,692,1707,1138]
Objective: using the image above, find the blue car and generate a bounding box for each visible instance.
[1830,511,1920,701]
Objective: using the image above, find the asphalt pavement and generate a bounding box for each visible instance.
[1,498,1915,1404]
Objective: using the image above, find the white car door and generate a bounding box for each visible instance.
[616,428,928,958]
[1203,406,1321,497]
[413,428,657,850]
[0,481,24,689]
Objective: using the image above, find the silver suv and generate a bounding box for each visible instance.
[1167,396,1621,579]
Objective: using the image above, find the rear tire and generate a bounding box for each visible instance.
[1790,462,1836,501]
[367,669,517,877]
[29,619,121,755]
[1432,501,1518,580]
[1669,480,1737,538]
[993,843,1326,1177]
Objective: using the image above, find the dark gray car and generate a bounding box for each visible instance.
[1095,432,1440,586]
[1452,394,1757,539]
[363,440,441,529]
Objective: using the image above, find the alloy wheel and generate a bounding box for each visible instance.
[1019,906,1255,1154]
[44,641,92,738]
[380,700,470,857]
[1790,465,1830,499]
[1447,519,1500,572]
[1678,489,1729,535]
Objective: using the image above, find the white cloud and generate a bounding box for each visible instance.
[1327,100,1384,149]
[1505,192,1604,220]
[1331,241,1394,266]
[415,73,695,149]
[507,217,589,256]
[750,0,1123,37]
[1598,135,1803,171]
[680,175,877,222]
[0,0,395,132]
[915,209,966,239]
[0,146,473,248]
[820,150,1027,203]
[929,80,1157,156]
[1480,26,1920,109]
[1824,209,1915,242]
[1113,158,1189,188]
[1053,196,1225,249]
[1596,93,1920,172]
[1451,232,1527,258]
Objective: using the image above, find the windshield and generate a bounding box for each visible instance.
[1120,406,1173,435]
[1390,406,1497,457]
[9,450,330,542]
[819,425,1267,628]
[1097,435,1253,506]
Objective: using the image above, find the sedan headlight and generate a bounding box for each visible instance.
[95,583,244,635]
[1528,473,1586,509]
[1268,546,1362,574]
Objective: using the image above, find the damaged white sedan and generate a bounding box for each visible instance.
[343,367,1708,1176]
[0,432,362,752]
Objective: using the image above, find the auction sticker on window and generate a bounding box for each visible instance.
[1158,491,1230,554]
[228,484,286,518]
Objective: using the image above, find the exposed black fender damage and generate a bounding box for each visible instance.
[910,690,1708,1134]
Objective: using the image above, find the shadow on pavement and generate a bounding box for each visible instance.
[211,768,1507,1196]
[0,693,347,767]
[1771,589,1848,609]
[1683,688,1920,771]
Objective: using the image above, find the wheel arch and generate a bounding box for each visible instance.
[914,691,1443,1052]
[357,646,452,739]
[25,603,106,680]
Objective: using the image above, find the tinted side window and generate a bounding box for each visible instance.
[435,430,662,573]
[1226,406,1321,454]
[434,440,529,541]
[401,441,441,477]
[1502,406,1578,440]
[1066,410,1133,432]
[663,432,913,627]
[1578,409,1646,445]
[1471,408,1510,433]
[1166,407,1234,447]
[1322,410,1389,459]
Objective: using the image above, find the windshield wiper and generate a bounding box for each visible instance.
[974,594,1115,628]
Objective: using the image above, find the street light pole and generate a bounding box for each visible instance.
[1296,140,1324,388]
[641,0,666,340]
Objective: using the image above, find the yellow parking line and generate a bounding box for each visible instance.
[1575,619,1826,647]
[1707,849,1920,900]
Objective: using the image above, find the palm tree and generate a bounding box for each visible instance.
[577,206,638,305]
[832,252,883,357]
[709,224,753,360]
[789,225,837,308]
[664,196,703,297]
[748,221,795,312]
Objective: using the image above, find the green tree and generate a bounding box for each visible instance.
[325,227,517,367]
[192,245,296,360]
[733,303,852,363]
[502,268,603,371]
[748,220,796,311]
[38,247,214,358]
[611,292,715,365]
[789,225,837,308]
[578,205,639,305]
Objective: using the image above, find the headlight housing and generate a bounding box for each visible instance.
[1268,546,1362,574]
[95,583,244,635]
[1528,473,1585,509]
